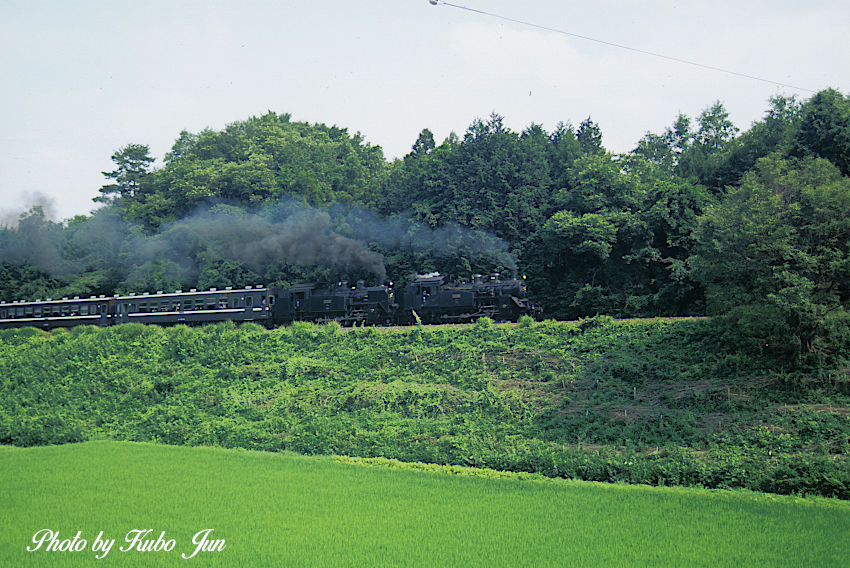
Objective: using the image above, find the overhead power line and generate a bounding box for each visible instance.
[428,1,816,93]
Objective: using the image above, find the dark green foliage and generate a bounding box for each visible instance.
[794,88,850,176]
[4,89,850,343]
[691,155,850,360]
[1,319,847,498]
[528,153,710,319]
[97,143,155,201]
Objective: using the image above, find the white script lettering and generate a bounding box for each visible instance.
[121,529,176,553]
[27,529,87,553]
[182,528,226,559]
[92,531,115,559]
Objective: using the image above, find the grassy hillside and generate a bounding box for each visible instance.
[2,441,848,567]
[0,318,848,497]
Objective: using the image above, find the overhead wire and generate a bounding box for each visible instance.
[429,1,816,93]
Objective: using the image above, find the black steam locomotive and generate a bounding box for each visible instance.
[0,273,541,330]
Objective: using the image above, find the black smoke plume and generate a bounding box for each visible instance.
[142,205,387,281]
[0,198,518,295]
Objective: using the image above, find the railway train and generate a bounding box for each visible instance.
[0,272,541,330]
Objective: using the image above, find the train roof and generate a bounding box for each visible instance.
[0,285,270,307]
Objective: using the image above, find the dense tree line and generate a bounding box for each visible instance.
[2,89,850,362]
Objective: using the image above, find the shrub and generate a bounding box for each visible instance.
[578,314,614,331]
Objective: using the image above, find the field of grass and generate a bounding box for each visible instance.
[1,441,848,566]
[1,319,848,498]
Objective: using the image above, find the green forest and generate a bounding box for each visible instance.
[2,88,850,362]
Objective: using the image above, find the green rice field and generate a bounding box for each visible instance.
[1,441,848,566]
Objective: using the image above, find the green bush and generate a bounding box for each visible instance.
[578,314,614,331]
[1,319,848,498]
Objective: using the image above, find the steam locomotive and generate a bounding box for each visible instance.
[0,273,541,330]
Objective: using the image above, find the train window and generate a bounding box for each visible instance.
[206,299,216,310]
[61,305,70,316]
[17,307,25,317]
[269,295,275,306]
[218,297,227,309]
[0,309,6,318]
[245,296,253,308]
[81,304,89,316]
[34,307,42,317]
[25,307,33,317]
[184,300,193,310]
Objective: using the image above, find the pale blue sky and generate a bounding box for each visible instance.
[2,0,848,220]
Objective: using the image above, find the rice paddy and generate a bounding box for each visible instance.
[1,441,848,566]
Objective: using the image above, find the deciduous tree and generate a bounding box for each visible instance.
[691,155,850,357]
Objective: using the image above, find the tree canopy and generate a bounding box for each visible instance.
[692,155,850,359]
[3,89,850,361]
